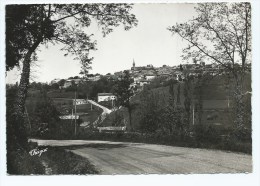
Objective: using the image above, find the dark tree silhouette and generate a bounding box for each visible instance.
[115,70,134,131]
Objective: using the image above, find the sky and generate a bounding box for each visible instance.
[6,3,196,84]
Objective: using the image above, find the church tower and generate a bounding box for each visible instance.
[133,59,135,68]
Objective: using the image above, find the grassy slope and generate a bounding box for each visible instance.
[103,73,251,130]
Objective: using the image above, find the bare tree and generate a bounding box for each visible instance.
[168,3,251,130]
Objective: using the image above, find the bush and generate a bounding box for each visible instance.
[193,124,221,145]
[75,126,251,154]
[7,144,45,175]
[29,92,61,138]
[41,147,98,174]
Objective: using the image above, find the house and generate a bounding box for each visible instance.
[133,76,142,82]
[139,79,151,86]
[158,73,171,78]
[145,74,156,80]
[172,72,184,81]
[86,74,101,81]
[63,80,72,88]
[62,78,82,88]
[50,78,61,85]
[72,78,82,84]
[97,93,117,102]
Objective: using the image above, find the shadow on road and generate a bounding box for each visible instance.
[56,143,129,150]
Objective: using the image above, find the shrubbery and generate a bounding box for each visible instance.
[76,127,251,154]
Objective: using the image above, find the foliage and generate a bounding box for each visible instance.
[168,3,251,71]
[28,90,61,138]
[41,147,99,174]
[146,76,169,89]
[74,76,117,100]
[183,76,193,126]
[137,83,185,136]
[6,4,138,74]
[6,86,45,174]
[6,85,22,149]
[193,124,221,144]
[6,4,138,149]
[115,71,134,107]
[58,79,66,86]
[7,146,45,175]
[193,76,204,125]
[168,2,251,130]
[114,70,134,130]
[51,83,59,89]
[76,130,251,154]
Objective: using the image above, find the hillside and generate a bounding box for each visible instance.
[101,73,251,131]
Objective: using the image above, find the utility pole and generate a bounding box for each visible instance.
[74,88,77,137]
[71,108,73,125]
[227,96,230,109]
[192,104,195,125]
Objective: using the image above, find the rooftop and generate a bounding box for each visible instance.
[98,93,114,96]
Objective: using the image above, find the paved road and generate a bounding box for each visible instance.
[87,100,112,114]
[87,100,111,126]
[30,139,252,174]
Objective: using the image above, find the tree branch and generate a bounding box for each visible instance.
[51,11,83,23]
[175,31,233,72]
[54,37,85,64]
[205,21,234,63]
[226,12,245,61]
[51,9,125,24]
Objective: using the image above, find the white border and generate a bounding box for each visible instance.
[0,1,259,186]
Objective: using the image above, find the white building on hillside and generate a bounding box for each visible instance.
[97,93,116,102]
[145,74,156,80]
[63,80,72,88]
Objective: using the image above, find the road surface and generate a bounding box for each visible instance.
[87,100,111,126]
[87,100,112,114]
[30,139,252,174]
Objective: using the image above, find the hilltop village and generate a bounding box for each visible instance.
[50,60,229,93]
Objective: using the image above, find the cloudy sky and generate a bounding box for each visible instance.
[6,3,196,84]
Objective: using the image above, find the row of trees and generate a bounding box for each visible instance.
[136,77,200,136]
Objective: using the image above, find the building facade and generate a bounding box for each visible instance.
[97,93,117,102]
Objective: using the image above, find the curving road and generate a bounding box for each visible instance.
[87,100,112,114]
[30,139,252,175]
[87,100,112,126]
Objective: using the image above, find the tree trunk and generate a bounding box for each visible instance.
[233,82,245,130]
[128,107,133,132]
[12,40,41,148]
